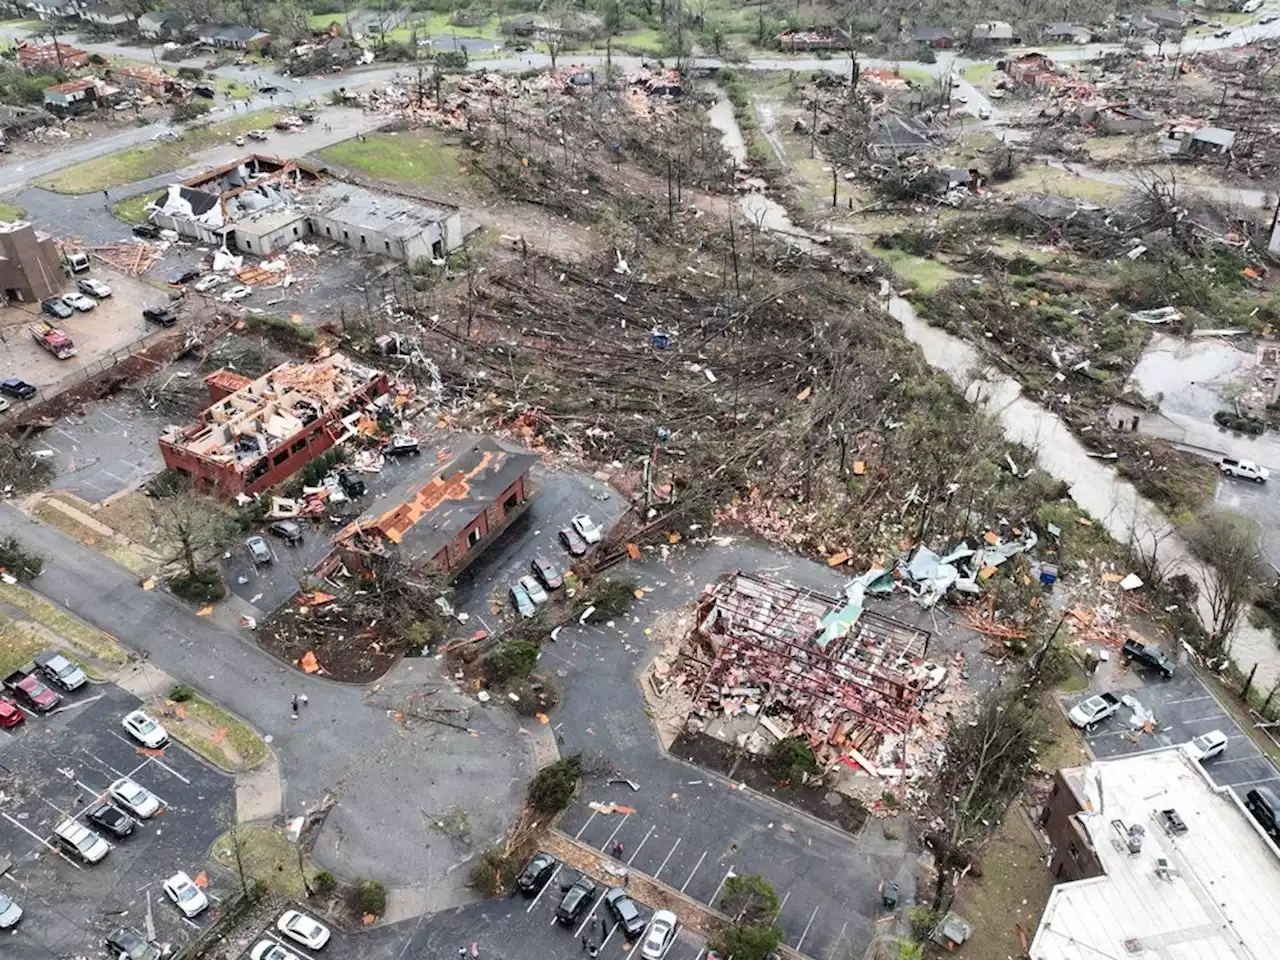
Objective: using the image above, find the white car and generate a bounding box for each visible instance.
[109,777,161,818]
[62,292,97,312]
[1186,730,1228,761]
[163,871,208,918]
[571,513,602,544]
[122,709,169,748]
[1220,457,1269,483]
[518,575,549,605]
[641,910,678,960]
[0,890,21,928]
[251,941,303,960]
[193,275,226,293]
[277,910,330,950]
[221,284,253,302]
[78,277,112,298]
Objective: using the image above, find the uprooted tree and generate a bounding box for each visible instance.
[1182,510,1267,658]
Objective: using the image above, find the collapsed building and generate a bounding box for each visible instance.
[158,354,389,497]
[151,155,464,262]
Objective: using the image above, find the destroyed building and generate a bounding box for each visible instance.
[322,436,537,578]
[158,354,389,498]
[685,572,932,768]
[151,155,464,261]
[0,220,65,304]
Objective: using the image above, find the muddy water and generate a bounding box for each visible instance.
[705,90,1280,689]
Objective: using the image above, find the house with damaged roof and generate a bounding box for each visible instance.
[321,437,538,578]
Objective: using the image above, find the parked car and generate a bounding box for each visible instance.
[1185,729,1228,762]
[143,306,179,327]
[1120,638,1176,678]
[221,284,253,302]
[251,941,303,960]
[246,535,273,565]
[571,513,602,544]
[641,910,679,959]
[0,694,24,728]
[85,800,135,838]
[269,520,304,544]
[531,555,563,590]
[559,527,588,556]
[163,871,208,918]
[132,223,161,239]
[338,470,366,497]
[0,890,21,928]
[122,709,168,748]
[510,582,536,619]
[1067,692,1122,728]
[516,851,558,894]
[78,277,112,298]
[193,274,225,293]
[110,777,161,818]
[0,377,36,399]
[519,575,549,605]
[276,910,331,950]
[54,818,110,862]
[63,292,97,312]
[34,650,87,691]
[1220,457,1269,483]
[555,875,598,925]
[41,298,72,320]
[604,887,646,938]
[105,927,161,960]
[386,435,421,456]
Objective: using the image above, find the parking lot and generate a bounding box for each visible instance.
[1073,660,1280,802]
[0,681,234,959]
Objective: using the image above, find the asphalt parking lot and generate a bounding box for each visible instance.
[1073,660,1280,802]
[0,682,233,960]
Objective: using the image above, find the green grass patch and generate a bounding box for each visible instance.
[0,201,25,221]
[213,825,323,898]
[168,692,268,771]
[876,247,959,293]
[0,581,128,667]
[318,130,471,192]
[33,109,283,194]
[112,191,161,225]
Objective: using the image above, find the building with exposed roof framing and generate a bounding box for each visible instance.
[158,354,389,497]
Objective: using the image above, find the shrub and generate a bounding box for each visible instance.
[313,869,337,893]
[0,536,44,581]
[168,684,196,703]
[488,639,539,683]
[355,879,386,915]
[528,754,582,813]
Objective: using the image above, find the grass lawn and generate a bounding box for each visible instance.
[0,201,25,220]
[112,190,161,224]
[318,130,472,192]
[165,691,268,771]
[876,247,961,294]
[34,109,283,194]
[213,825,324,897]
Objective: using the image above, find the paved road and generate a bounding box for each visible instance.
[0,505,534,896]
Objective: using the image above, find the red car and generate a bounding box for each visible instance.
[0,695,24,728]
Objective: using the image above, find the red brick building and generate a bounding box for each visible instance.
[324,437,537,578]
[158,354,388,498]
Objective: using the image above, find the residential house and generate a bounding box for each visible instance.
[17,41,90,70]
[79,1,132,26]
[0,220,64,304]
[196,24,272,51]
[157,355,390,498]
[775,26,852,51]
[971,21,1015,45]
[912,27,954,49]
[42,79,97,116]
[138,10,183,38]
[324,436,538,579]
[1042,22,1093,43]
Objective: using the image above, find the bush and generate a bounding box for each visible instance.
[168,684,196,703]
[528,754,582,813]
[0,536,44,581]
[168,568,227,603]
[488,639,539,683]
[355,879,386,915]
[313,869,337,893]
[767,736,818,786]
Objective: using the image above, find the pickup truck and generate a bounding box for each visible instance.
[1068,692,1122,728]
[33,650,87,691]
[1121,638,1176,678]
[4,665,61,712]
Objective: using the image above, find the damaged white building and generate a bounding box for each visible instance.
[150,154,465,262]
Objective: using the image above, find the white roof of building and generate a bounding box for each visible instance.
[1031,749,1280,960]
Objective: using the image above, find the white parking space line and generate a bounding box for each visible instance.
[528,865,563,914]
[654,838,681,879]
[1,811,80,870]
[680,851,707,893]
[795,905,820,952]
[603,814,631,851]
[710,866,735,906]
[574,811,598,840]
[627,825,655,865]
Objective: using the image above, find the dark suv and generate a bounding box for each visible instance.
[1121,639,1175,679]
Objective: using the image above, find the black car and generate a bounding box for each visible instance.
[85,800,135,838]
[143,306,178,327]
[132,223,161,239]
[603,887,645,938]
[269,520,304,544]
[516,851,558,895]
[170,268,201,285]
[106,927,161,960]
[532,555,563,590]
[0,378,36,400]
[555,875,597,925]
[338,470,366,497]
[41,298,73,320]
